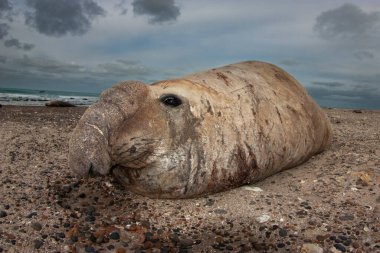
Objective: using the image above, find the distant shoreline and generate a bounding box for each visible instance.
[0,87,99,106]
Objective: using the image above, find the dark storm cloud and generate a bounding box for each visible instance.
[0,0,11,16]
[22,43,35,50]
[4,38,24,48]
[115,0,128,15]
[25,0,105,37]
[132,0,180,24]
[0,55,6,63]
[4,38,35,50]
[0,0,14,22]
[82,0,104,18]
[0,22,9,39]
[312,81,345,88]
[314,3,380,39]
[353,51,375,60]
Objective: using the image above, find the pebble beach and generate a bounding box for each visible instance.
[0,105,379,252]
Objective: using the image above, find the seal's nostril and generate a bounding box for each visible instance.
[88,163,96,177]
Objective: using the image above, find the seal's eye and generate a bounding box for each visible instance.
[160,94,182,107]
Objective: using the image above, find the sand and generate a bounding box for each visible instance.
[0,105,379,253]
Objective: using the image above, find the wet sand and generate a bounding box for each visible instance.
[0,105,379,252]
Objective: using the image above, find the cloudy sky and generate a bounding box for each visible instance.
[0,0,379,109]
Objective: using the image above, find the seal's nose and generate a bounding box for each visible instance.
[69,81,148,178]
[88,163,98,177]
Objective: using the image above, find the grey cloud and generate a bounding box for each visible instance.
[1,55,152,86]
[12,55,83,74]
[22,43,35,51]
[353,51,375,60]
[9,55,151,78]
[4,38,35,50]
[312,81,345,88]
[96,61,151,77]
[307,84,380,109]
[0,0,11,17]
[314,4,380,39]
[279,59,299,66]
[0,21,34,50]
[115,0,128,15]
[25,0,105,37]
[0,1,34,49]
[116,59,139,65]
[0,0,11,11]
[0,55,158,92]
[0,0,14,22]
[132,0,180,24]
[0,55,6,63]
[4,38,23,47]
[0,22,9,39]
[83,0,105,18]
[317,65,380,85]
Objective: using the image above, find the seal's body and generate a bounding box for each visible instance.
[69,61,331,198]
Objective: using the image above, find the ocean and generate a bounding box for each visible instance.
[0,88,99,106]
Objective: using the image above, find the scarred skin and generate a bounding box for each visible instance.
[69,61,332,198]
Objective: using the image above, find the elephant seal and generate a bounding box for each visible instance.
[69,61,332,198]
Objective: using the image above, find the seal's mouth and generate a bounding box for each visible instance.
[108,150,152,182]
[111,165,140,188]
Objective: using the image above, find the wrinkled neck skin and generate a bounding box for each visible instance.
[69,61,331,199]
